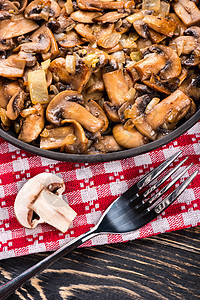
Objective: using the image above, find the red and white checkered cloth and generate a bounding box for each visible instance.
[0,123,200,260]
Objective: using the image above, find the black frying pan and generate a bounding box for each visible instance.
[0,109,200,163]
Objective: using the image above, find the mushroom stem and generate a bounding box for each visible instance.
[31,188,76,233]
[103,69,129,106]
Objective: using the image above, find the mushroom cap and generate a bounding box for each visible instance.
[14,173,65,229]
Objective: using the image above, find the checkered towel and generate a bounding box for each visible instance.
[0,123,200,260]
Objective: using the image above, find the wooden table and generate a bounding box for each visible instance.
[0,227,199,299]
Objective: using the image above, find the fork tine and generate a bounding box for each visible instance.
[144,170,198,222]
[147,163,194,206]
[134,162,193,213]
[137,150,182,190]
[143,157,188,198]
[125,151,183,207]
[120,151,182,201]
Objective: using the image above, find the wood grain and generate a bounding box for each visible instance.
[0,227,200,300]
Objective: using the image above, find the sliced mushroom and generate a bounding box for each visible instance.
[56,30,84,48]
[60,119,89,153]
[184,26,200,38]
[49,57,90,92]
[0,0,18,11]
[97,23,121,49]
[40,125,75,150]
[0,38,15,51]
[173,26,200,66]
[18,103,45,143]
[0,0,28,15]
[15,34,51,54]
[134,52,166,81]
[126,62,140,82]
[25,0,60,21]
[168,13,186,37]
[30,25,59,60]
[46,90,104,133]
[103,69,129,106]
[15,0,28,14]
[113,124,148,148]
[182,53,200,66]
[0,0,18,19]
[103,102,120,122]
[85,99,108,132]
[136,37,152,51]
[148,29,166,44]
[180,74,200,101]
[173,0,200,26]
[125,10,151,38]
[118,97,135,123]
[124,95,157,140]
[77,0,135,11]
[143,76,179,95]
[75,24,96,42]
[93,11,128,23]
[133,19,149,39]
[18,51,36,67]
[70,10,103,23]
[146,89,192,130]
[135,44,182,81]
[0,14,39,39]
[0,107,12,127]
[48,15,75,33]
[143,15,177,37]
[6,91,25,120]
[85,72,105,95]
[169,36,197,56]
[0,79,22,108]
[14,172,76,233]
[91,135,123,153]
[0,55,26,78]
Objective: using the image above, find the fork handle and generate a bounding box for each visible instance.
[0,229,97,300]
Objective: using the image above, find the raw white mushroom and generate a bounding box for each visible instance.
[14,172,76,233]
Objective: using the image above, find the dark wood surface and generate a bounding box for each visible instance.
[0,227,200,300]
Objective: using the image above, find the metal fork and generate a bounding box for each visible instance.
[0,151,198,299]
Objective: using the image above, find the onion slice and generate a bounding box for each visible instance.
[28,69,49,104]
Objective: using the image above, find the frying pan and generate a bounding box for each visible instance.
[0,109,199,162]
